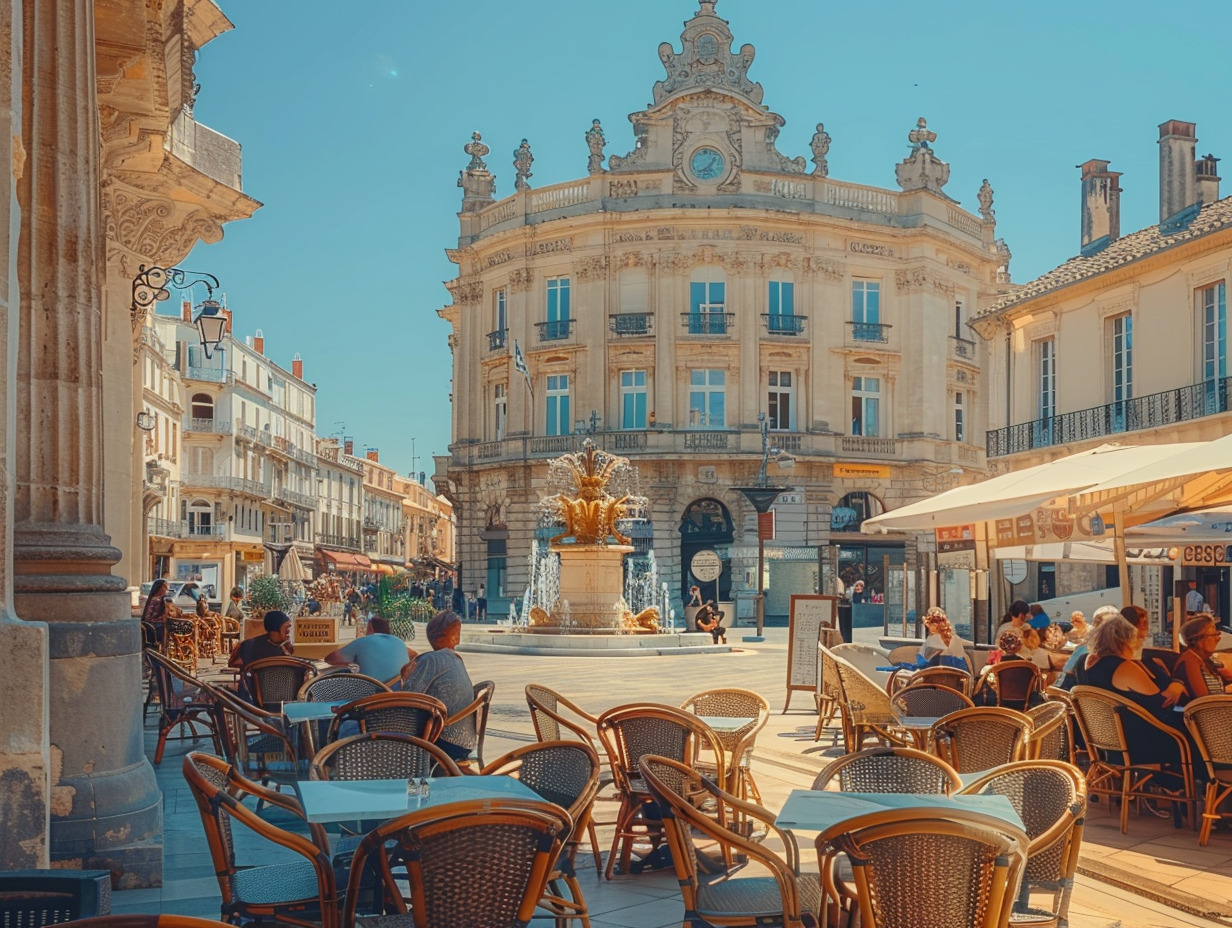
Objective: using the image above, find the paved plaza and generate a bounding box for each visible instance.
[117,624,1232,928]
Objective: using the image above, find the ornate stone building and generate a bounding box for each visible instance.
[435,1,1009,618]
[0,0,256,880]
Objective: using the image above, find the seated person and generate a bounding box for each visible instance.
[1018,626,1054,674]
[228,610,295,670]
[1059,604,1120,690]
[975,630,1045,707]
[1066,610,1088,644]
[399,612,475,762]
[993,599,1031,645]
[694,601,726,644]
[1173,614,1232,699]
[918,607,969,667]
[324,615,417,683]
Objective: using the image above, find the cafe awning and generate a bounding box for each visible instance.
[318,549,372,571]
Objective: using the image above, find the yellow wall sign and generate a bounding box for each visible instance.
[295,618,339,643]
[833,463,892,480]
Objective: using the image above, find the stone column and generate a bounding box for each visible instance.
[0,0,52,871]
[13,0,161,881]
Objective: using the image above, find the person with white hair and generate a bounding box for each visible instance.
[1057,604,1120,690]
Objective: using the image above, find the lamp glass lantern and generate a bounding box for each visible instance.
[194,299,227,359]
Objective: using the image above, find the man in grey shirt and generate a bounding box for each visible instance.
[400,611,475,761]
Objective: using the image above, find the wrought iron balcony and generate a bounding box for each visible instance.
[848,321,891,343]
[950,335,976,360]
[609,313,654,336]
[185,365,232,383]
[762,314,807,336]
[535,319,574,341]
[681,312,735,336]
[185,417,232,435]
[488,329,508,351]
[319,534,360,550]
[986,377,1232,458]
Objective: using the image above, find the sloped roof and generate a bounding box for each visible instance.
[978,195,1232,318]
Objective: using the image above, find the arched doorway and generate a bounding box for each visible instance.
[679,498,734,602]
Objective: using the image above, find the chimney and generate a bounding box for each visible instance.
[366,448,380,463]
[181,299,192,323]
[344,439,354,456]
[292,353,303,380]
[1078,159,1122,256]
[222,307,233,335]
[1159,119,1198,222]
[253,328,264,356]
[1196,153,1221,206]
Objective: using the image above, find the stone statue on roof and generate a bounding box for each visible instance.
[978,179,995,221]
[514,139,534,191]
[810,123,831,177]
[908,117,937,153]
[458,131,495,211]
[464,131,490,172]
[585,119,607,174]
[895,116,951,198]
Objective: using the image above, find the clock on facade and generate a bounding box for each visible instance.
[690,147,726,181]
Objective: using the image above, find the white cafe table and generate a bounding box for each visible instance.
[283,700,348,723]
[892,713,942,749]
[775,790,1025,833]
[296,774,542,824]
[697,715,756,733]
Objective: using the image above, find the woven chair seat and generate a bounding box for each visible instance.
[232,860,321,905]
[697,871,822,921]
[355,915,413,928]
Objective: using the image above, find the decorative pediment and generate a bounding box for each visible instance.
[652,1,763,106]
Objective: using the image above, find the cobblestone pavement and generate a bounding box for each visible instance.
[116,622,1232,928]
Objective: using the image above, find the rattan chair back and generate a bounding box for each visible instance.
[812,745,962,794]
[311,732,462,780]
[297,671,388,703]
[1183,695,1232,845]
[1026,701,1070,761]
[830,643,892,682]
[143,649,222,765]
[342,800,571,928]
[832,652,905,753]
[241,656,317,711]
[929,706,1031,774]
[815,807,1028,928]
[680,687,769,797]
[892,683,973,719]
[326,691,447,744]
[912,665,974,696]
[958,760,1087,924]
[976,661,1041,711]
[211,686,300,785]
[441,680,495,768]
[886,644,920,665]
[816,645,843,737]
[525,684,600,748]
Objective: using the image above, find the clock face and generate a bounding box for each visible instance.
[690,147,725,181]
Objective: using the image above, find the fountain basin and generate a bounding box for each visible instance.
[459,629,729,657]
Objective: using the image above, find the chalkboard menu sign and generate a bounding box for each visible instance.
[784,595,838,712]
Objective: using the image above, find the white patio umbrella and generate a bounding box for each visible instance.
[278,546,308,583]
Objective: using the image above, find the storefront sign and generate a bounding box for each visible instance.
[295,618,338,643]
[993,509,1108,547]
[690,549,723,583]
[833,463,892,480]
[242,550,265,563]
[935,524,976,554]
[1182,544,1232,566]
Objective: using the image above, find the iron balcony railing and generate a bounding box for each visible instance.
[535,319,574,341]
[986,377,1232,457]
[762,314,807,335]
[681,312,735,335]
[185,365,232,383]
[185,417,232,434]
[318,534,360,550]
[488,329,507,351]
[950,335,976,360]
[609,313,654,336]
[848,321,892,343]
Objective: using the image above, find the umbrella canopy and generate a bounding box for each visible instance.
[861,442,1200,533]
[278,546,308,582]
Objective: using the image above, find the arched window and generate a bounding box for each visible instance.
[191,393,214,421]
[831,491,886,532]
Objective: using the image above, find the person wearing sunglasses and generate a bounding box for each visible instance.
[1173,614,1232,699]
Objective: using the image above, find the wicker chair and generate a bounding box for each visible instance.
[441,679,495,769]
[241,656,318,712]
[891,683,973,721]
[890,664,974,697]
[885,644,920,665]
[325,692,447,745]
[1184,695,1232,845]
[812,746,962,794]
[928,706,1031,775]
[830,643,892,682]
[163,615,199,673]
[815,645,842,739]
[482,741,601,925]
[341,800,571,928]
[183,752,339,928]
[143,649,223,765]
[311,732,463,781]
[815,807,1028,928]
[680,687,770,802]
[958,761,1087,928]
[1044,688,1084,769]
[1070,685,1197,834]
[219,615,241,656]
[832,653,908,753]
[212,685,302,789]
[640,755,821,928]
[0,870,112,927]
[1026,701,1071,762]
[298,671,389,703]
[596,702,725,879]
[974,661,1042,711]
[59,918,236,928]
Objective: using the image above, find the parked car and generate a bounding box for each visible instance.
[137,581,219,612]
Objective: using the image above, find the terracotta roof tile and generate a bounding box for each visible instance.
[978,196,1232,318]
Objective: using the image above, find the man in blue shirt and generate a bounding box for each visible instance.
[323,616,416,683]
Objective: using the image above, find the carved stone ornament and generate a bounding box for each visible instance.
[609,120,650,171]
[458,131,496,209]
[895,267,928,291]
[652,1,764,105]
[101,177,224,267]
[513,139,534,191]
[932,276,956,298]
[895,117,951,197]
[465,131,490,171]
[446,277,484,304]
[804,256,844,281]
[508,267,534,293]
[764,123,807,175]
[575,256,610,281]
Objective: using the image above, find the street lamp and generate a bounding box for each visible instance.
[194,299,227,359]
[731,414,790,641]
[130,264,225,356]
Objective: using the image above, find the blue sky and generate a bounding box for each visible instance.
[188,0,1232,475]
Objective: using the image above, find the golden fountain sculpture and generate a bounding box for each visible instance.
[546,441,633,546]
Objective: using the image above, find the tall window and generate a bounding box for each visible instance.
[954,390,965,443]
[954,300,965,338]
[689,270,726,335]
[1200,282,1226,412]
[494,288,507,331]
[190,393,214,421]
[1110,315,1132,431]
[545,374,570,436]
[851,280,881,341]
[851,377,880,437]
[689,369,726,428]
[543,277,571,341]
[768,279,796,333]
[768,370,794,430]
[493,383,507,440]
[620,369,647,429]
[1037,338,1056,420]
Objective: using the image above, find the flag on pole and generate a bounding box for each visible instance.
[513,338,533,397]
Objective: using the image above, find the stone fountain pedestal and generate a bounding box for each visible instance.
[527,543,636,632]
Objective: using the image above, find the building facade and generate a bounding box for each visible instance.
[436,0,1009,618]
[973,118,1231,621]
[362,450,408,572]
[314,437,368,573]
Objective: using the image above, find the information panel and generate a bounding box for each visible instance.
[784,595,838,712]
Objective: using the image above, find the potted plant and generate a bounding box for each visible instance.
[246,574,291,624]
